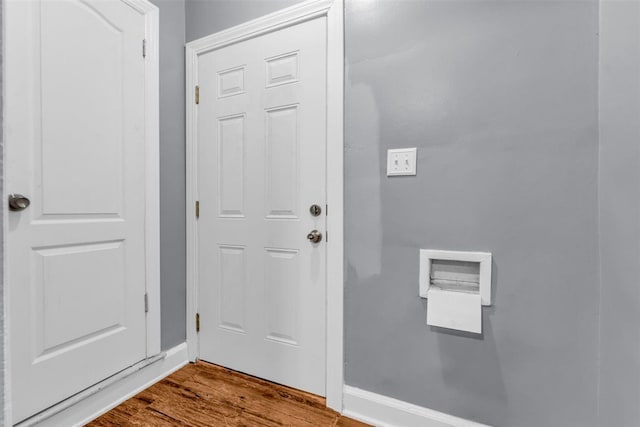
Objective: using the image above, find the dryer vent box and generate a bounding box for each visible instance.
[419,249,492,306]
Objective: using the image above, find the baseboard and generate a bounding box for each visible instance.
[34,342,189,427]
[342,385,491,427]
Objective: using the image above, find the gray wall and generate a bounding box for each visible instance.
[0,1,637,426]
[597,1,640,426]
[344,1,599,426]
[185,1,602,426]
[186,0,304,41]
[150,0,187,350]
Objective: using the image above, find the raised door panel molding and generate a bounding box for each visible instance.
[264,248,299,346]
[218,115,246,217]
[40,1,125,217]
[265,105,299,219]
[218,66,246,98]
[266,52,299,87]
[218,245,247,333]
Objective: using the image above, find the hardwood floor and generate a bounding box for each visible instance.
[88,362,370,426]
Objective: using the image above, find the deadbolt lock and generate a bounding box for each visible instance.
[309,204,322,217]
[307,230,322,243]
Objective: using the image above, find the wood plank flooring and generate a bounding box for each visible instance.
[88,361,370,426]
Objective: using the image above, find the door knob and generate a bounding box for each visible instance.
[307,230,322,243]
[8,194,30,211]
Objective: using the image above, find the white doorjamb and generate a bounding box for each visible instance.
[2,2,9,425]
[2,1,161,425]
[185,0,345,412]
[137,0,161,358]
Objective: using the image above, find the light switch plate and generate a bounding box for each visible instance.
[387,148,417,176]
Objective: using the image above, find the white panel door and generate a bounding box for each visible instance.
[6,1,149,422]
[198,17,327,395]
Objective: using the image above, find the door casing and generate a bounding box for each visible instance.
[1,0,160,424]
[185,0,344,411]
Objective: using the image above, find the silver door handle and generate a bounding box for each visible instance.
[307,230,322,243]
[8,194,30,211]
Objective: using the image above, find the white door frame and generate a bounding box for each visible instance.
[185,0,344,411]
[2,0,160,424]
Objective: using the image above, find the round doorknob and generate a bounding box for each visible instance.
[8,194,30,211]
[307,230,322,243]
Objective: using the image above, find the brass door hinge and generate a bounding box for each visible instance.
[196,313,200,332]
[195,85,200,105]
[195,200,200,218]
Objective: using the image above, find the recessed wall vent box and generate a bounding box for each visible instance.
[419,249,492,333]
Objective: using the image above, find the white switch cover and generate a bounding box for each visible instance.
[387,148,417,176]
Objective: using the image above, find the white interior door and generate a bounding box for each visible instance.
[6,0,151,422]
[197,17,327,395]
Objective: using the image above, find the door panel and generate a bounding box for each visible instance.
[218,115,246,217]
[265,105,299,218]
[264,248,300,345]
[218,245,247,333]
[34,241,126,355]
[198,17,327,395]
[6,0,149,422]
[40,0,125,216]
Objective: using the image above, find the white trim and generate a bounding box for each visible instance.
[342,386,491,427]
[185,0,345,412]
[17,353,166,427]
[135,0,162,359]
[324,0,344,412]
[121,0,157,14]
[2,1,9,425]
[185,0,334,55]
[185,19,199,363]
[2,1,161,424]
[27,343,188,427]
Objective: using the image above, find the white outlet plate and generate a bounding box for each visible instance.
[387,148,417,176]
